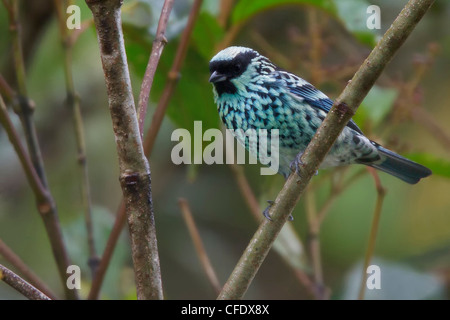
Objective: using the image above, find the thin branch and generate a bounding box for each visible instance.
[305,190,328,300]
[0,239,58,300]
[217,0,435,300]
[137,0,174,138]
[0,264,51,300]
[0,94,77,300]
[53,0,99,278]
[178,198,222,295]
[88,0,203,300]
[358,168,386,300]
[85,0,162,300]
[144,0,203,157]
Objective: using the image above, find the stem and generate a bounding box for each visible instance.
[358,168,386,300]
[178,198,222,295]
[85,0,162,300]
[0,93,77,300]
[217,0,435,300]
[0,264,51,300]
[305,191,328,299]
[53,0,99,278]
[88,0,203,299]
[144,0,203,157]
[0,239,58,300]
[137,0,174,137]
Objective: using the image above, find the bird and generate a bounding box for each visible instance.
[208,46,431,200]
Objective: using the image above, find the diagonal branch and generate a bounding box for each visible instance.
[217,0,435,300]
[0,264,51,300]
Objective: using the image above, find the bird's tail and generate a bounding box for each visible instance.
[369,145,432,184]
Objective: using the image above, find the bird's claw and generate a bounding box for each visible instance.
[262,200,294,221]
[290,154,304,177]
[263,200,274,221]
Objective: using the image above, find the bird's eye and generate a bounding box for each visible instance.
[234,63,242,73]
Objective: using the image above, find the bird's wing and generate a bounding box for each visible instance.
[277,71,363,134]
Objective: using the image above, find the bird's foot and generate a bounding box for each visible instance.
[290,154,305,177]
[263,200,293,221]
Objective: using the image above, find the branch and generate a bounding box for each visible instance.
[358,168,386,300]
[0,239,58,300]
[53,0,99,278]
[88,0,203,299]
[137,0,174,137]
[0,93,77,300]
[85,0,163,300]
[0,264,51,300]
[217,0,435,300]
[143,0,203,157]
[178,198,222,295]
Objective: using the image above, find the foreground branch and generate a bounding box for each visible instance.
[217,0,435,300]
[86,0,162,300]
[0,264,50,300]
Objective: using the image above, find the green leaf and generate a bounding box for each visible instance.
[354,85,398,129]
[334,0,379,47]
[191,12,225,60]
[404,153,450,179]
[231,0,335,24]
[231,0,378,47]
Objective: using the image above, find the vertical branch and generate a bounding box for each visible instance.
[0,264,51,300]
[178,199,222,295]
[85,0,162,300]
[358,168,386,300]
[305,191,328,299]
[217,0,435,300]
[53,0,99,277]
[88,0,203,300]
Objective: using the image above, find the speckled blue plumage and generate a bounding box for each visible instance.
[209,46,431,184]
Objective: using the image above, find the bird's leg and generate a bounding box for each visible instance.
[262,200,294,221]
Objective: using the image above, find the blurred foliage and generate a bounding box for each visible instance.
[0,0,450,300]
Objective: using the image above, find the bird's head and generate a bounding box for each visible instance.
[209,46,276,97]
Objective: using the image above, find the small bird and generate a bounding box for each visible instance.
[209,46,431,189]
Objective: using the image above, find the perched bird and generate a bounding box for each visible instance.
[209,46,431,188]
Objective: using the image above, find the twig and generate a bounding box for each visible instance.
[0,93,77,299]
[88,0,203,299]
[85,0,163,300]
[410,106,450,150]
[305,190,328,299]
[88,200,126,300]
[0,239,58,300]
[137,0,174,138]
[144,0,203,157]
[53,0,99,278]
[218,0,234,28]
[307,8,323,84]
[178,198,222,295]
[0,264,51,300]
[217,0,435,300]
[358,168,386,300]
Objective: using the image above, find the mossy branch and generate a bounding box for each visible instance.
[217,0,435,300]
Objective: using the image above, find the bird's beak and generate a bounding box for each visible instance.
[209,71,227,83]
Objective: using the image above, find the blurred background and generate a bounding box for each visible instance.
[0,0,449,299]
